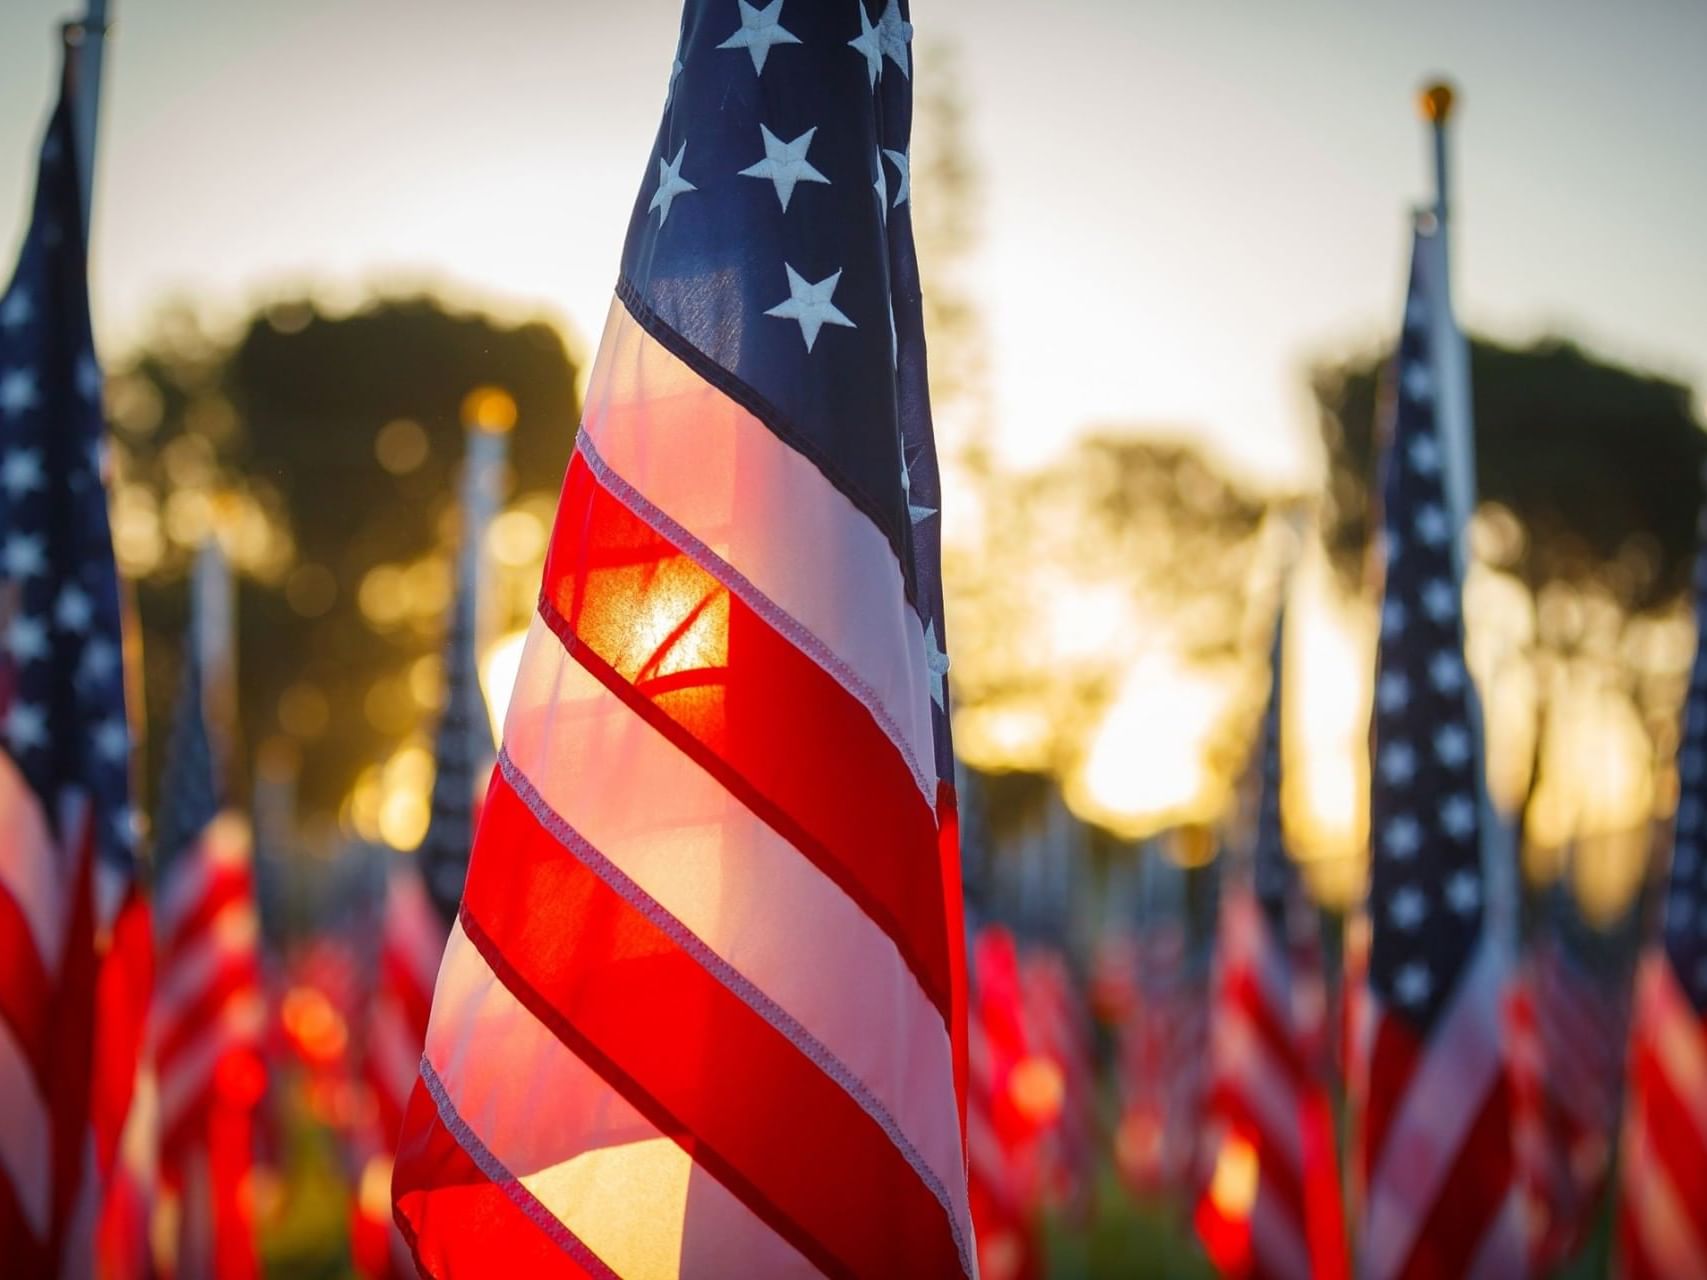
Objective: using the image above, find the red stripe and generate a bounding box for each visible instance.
[155,953,259,1074]
[454,772,966,1279]
[540,452,951,1022]
[160,863,252,964]
[1359,1011,1421,1187]
[0,885,52,1082]
[393,1077,611,1280]
[1633,1033,1707,1226]
[1390,1057,1514,1280]
[92,887,152,1183]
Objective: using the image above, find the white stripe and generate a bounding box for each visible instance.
[0,753,68,971]
[502,612,969,1240]
[424,922,825,1280]
[578,298,937,800]
[1649,960,1707,1139]
[1359,941,1509,1280]
[0,1011,51,1239]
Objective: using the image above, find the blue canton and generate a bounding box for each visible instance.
[620,0,953,784]
[1367,221,1484,1033]
[0,82,135,876]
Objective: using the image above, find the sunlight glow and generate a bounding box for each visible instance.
[481,629,529,739]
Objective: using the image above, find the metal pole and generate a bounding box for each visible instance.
[64,0,110,248]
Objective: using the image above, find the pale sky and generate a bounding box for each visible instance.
[3,0,1704,492]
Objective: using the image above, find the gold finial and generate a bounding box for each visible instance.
[1419,80,1456,125]
[461,386,518,435]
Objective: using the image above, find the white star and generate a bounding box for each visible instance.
[1,449,44,498]
[873,148,888,220]
[1441,794,1477,839]
[1394,962,1432,1006]
[76,355,101,402]
[4,701,47,753]
[1445,870,1481,915]
[1415,503,1450,546]
[900,450,936,525]
[0,289,30,331]
[1409,435,1442,475]
[0,368,40,416]
[55,584,93,632]
[716,0,801,75]
[1379,741,1417,786]
[882,147,910,207]
[849,3,883,87]
[3,533,47,579]
[875,0,913,77]
[1384,814,1422,860]
[112,805,141,851]
[4,613,48,664]
[1376,671,1409,713]
[648,141,697,224]
[764,265,855,352]
[94,717,128,763]
[739,125,830,212]
[78,637,118,687]
[1428,650,1465,694]
[1403,362,1434,402]
[1389,887,1428,930]
[1422,579,1457,623]
[924,618,949,708]
[1381,598,1406,637]
[1434,723,1472,768]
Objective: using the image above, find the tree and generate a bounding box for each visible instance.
[108,294,581,840]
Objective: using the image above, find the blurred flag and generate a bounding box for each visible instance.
[354,417,501,1280]
[151,545,264,1280]
[1616,517,1707,1279]
[1508,897,1632,1272]
[0,53,150,1277]
[968,926,1046,1280]
[1196,609,1346,1280]
[1352,215,1525,1280]
[1018,947,1097,1218]
[392,1,972,1274]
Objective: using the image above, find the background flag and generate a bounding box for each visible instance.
[1196,606,1346,1280]
[1616,504,1707,1280]
[150,544,264,1280]
[392,1,972,1274]
[0,52,147,1278]
[1352,215,1525,1280]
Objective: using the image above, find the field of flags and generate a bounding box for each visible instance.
[3,1,1706,1278]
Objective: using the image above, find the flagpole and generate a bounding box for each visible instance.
[64,0,111,247]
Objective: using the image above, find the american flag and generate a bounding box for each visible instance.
[1353,215,1525,1280]
[356,422,499,1280]
[967,924,1045,1280]
[1616,518,1707,1279]
[1197,611,1347,1280]
[392,1,972,1273]
[1508,878,1636,1272]
[0,61,150,1277]
[151,549,265,1280]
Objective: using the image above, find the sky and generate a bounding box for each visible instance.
[2,0,1704,492]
